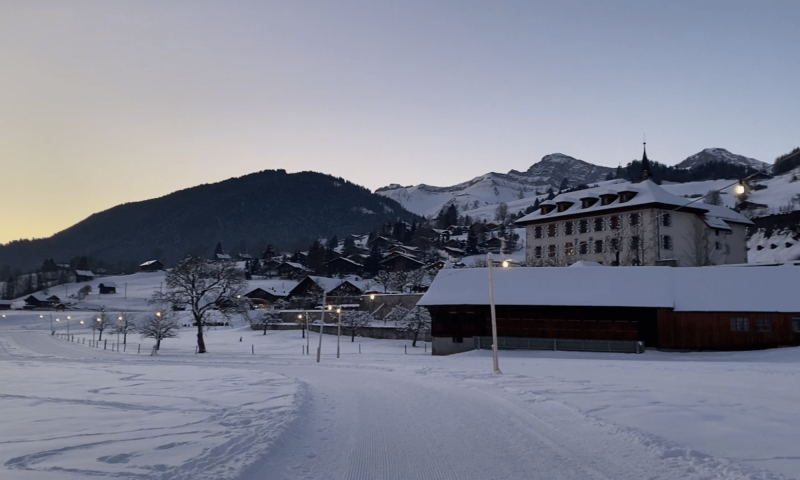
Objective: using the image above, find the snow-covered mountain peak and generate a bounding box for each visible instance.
[676,148,768,170]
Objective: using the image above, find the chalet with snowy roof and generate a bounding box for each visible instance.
[23,294,60,309]
[0,300,12,310]
[286,276,367,308]
[380,253,426,272]
[140,260,164,272]
[74,270,94,282]
[418,263,800,355]
[244,287,286,303]
[276,262,307,278]
[214,253,232,261]
[516,179,752,267]
[238,253,253,260]
[327,256,364,276]
[98,282,117,294]
[483,237,503,253]
[367,236,398,251]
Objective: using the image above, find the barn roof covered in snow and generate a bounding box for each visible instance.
[418,263,800,312]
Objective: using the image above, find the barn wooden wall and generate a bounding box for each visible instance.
[657,311,800,350]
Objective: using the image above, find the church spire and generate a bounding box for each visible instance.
[640,138,651,183]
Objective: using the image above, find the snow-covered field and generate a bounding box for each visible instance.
[1,274,799,479]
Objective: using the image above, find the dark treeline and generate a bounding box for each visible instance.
[773,147,800,176]
[612,159,763,184]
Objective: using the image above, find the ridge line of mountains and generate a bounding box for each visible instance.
[0,148,777,274]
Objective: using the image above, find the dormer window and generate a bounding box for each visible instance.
[540,204,555,215]
[600,194,618,206]
[556,201,574,212]
[618,191,638,203]
[581,197,599,209]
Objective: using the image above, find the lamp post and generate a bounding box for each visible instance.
[487,252,501,374]
[117,315,122,348]
[336,307,342,358]
[317,294,326,363]
[67,315,71,336]
[94,317,101,344]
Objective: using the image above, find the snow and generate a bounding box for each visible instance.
[420,264,800,312]
[749,229,800,264]
[1,273,800,479]
[517,180,752,227]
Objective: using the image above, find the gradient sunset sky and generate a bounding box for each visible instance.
[2,1,798,244]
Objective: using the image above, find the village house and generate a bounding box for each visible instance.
[327,256,363,276]
[140,260,164,272]
[74,270,94,282]
[418,263,800,355]
[516,179,752,267]
[286,276,368,309]
[23,294,61,309]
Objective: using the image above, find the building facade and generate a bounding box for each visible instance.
[516,180,751,267]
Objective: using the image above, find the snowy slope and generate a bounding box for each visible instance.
[1,294,799,479]
[376,153,613,217]
[676,148,769,170]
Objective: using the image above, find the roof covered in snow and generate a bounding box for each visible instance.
[418,264,800,312]
[75,270,94,277]
[516,180,752,226]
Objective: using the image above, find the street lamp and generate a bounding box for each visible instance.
[487,252,503,374]
[67,315,71,336]
[117,315,123,348]
[735,181,746,195]
[336,307,342,358]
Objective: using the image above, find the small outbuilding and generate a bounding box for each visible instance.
[98,282,117,294]
[0,300,12,310]
[140,260,164,272]
[74,270,94,282]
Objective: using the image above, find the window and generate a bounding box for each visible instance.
[629,235,641,250]
[660,212,672,227]
[564,243,575,256]
[547,245,557,258]
[715,241,722,250]
[662,235,673,250]
[534,226,543,239]
[533,246,543,259]
[564,222,575,235]
[609,237,622,252]
[757,317,772,332]
[547,223,558,237]
[793,317,800,333]
[730,317,750,332]
[593,239,605,254]
[578,242,589,255]
[452,336,464,343]
[629,212,642,226]
[609,215,621,230]
[593,217,605,232]
[578,219,590,234]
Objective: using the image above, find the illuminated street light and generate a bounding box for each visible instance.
[735,181,746,195]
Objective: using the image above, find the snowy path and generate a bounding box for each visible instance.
[0,329,795,480]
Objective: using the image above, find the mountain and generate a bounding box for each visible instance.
[376,154,614,217]
[676,148,768,170]
[0,170,419,272]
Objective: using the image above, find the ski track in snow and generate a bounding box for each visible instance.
[0,330,794,480]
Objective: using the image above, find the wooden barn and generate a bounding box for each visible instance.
[74,270,94,282]
[418,263,800,355]
[327,257,363,276]
[98,282,117,294]
[244,287,287,304]
[140,260,164,272]
[23,294,61,309]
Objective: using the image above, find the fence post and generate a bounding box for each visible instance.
[104,340,107,350]
[405,345,407,354]
[359,344,361,354]
[138,344,141,354]
[251,345,254,355]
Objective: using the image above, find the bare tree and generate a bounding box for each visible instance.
[341,311,373,342]
[685,218,712,266]
[151,255,247,354]
[396,306,432,347]
[383,305,409,325]
[93,311,113,341]
[257,310,282,335]
[116,312,137,345]
[76,285,92,301]
[138,310,180,351]
[704,190,723,206]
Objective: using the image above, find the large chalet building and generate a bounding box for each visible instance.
[516,179,752,267]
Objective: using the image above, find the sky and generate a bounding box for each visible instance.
[1,0,799,244]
